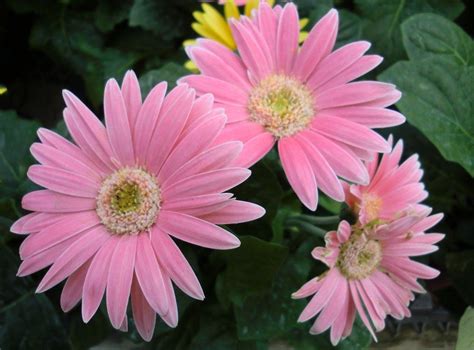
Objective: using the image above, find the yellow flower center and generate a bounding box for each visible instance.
[96,167,161,235]
[248,75,315,138]
[337,232,382,280]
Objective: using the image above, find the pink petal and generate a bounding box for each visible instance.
[292,276,323,299]
[304,131,368,184]
[278,137,318,211]
[36,226,110,293]
[297,269,341,322]
[336,221,351,243]
[158,114,227,182]
[312,115,391,153]
[133,82,168,165]
[62,91,115,171]
[160,273,178,327]
[22,190,96,213]
[104,79,135,166]
[106,234,138,329]
[158,210,240,249]
[318,55,383,92]
[146,88,195,173]
[60,259,91,312]
[233,132,276,168]
[151,227,204,300]
[19,211,100,259]
[276,3,299,72]
[82,236,119,323]
[10,213,42,235]
[200,200,265,224]
[135,234,168,316]
[179,75,247,105]
[296,134,345,201]
[121,70,142,131]
[131,277,156,342]
[349,281,377,341]
[27,165,98,198]
[307,41,371,91]
[214,121,265,144]
[293,9,338,80]
[321,106,405,128]
[31,143,101,181]
[187,46,251,90]
[162,193,233,217]
[162,141,243,188]
[17,235,78,277]
[317,82,398,110]
[163,168,250,200]
[255,2,278,61]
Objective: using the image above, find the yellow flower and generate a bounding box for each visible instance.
[184,0,309,71]
[0,86,6,95]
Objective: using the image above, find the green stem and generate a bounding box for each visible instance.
[290,214,340,226]
[0,290,34,314]
[286,219,328,238]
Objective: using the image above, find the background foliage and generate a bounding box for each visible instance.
[0,0,473,349]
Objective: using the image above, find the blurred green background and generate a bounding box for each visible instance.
[0,0,473,349]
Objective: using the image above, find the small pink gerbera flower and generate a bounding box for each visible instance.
[181,2,405,210]
[293,210,444,345]
[10,71,264,341]
[344,136,428,224]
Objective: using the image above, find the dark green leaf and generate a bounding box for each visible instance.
[216,236,287,306]
[446,250,474,306]
[139,62,189,96]
[0,110,39,198]
[379,59,474,176]
[95,0,133,32]
[355,0,465,68]
[402,13,474,66]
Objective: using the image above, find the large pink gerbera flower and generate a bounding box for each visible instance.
[344,136,428,224]
[10,71,264,341]
[180,2,405,210]
[293,211,444,345]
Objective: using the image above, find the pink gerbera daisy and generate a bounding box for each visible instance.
[181,2,405,210]
[10,71,264,341]
[344,136,428,224]
[293,210,444,345]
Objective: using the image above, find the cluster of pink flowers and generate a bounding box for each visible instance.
[10,0,443,345]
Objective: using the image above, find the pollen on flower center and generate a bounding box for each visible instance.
[360,193,383,222]
[96,167,161,235]
[248,74,315,138]
[337,231,382,280]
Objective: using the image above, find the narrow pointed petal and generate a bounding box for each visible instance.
[131,277,156,342]
[60,260,91,312]
[200,200,265,224]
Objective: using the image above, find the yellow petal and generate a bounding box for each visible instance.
[266,0,275,6]
[299,18,309,30]
[244,0,259,17]
[201,4,235,49]
[192,11,205,23]
[184,60,199,73]
[224,0,240,20]
[299,31,309,43]
[183,39,197,47]
[0,86,7,95]
[191,22,222,43]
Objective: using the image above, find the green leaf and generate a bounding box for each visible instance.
[30,14,141,106]
[402,13,474,66]
[0,246,69,349]
[216,236,288,306]
[379,59,474,176]
[129,0,190,41]
[233,240,314,340]
[95,0,133,32]
[456,307,474,350]
[355,0,465,68]
[336,10,363,48]
[0,110,39,198]
[446,250,474,306]
[139,62,189,96]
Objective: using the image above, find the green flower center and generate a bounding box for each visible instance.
[248,75,315,138]
[337,232,382,280]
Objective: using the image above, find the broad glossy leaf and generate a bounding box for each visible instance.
[379,59,474,176]
[402,13,474,66]
[456,307,474,350]
[139,62,188,96]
